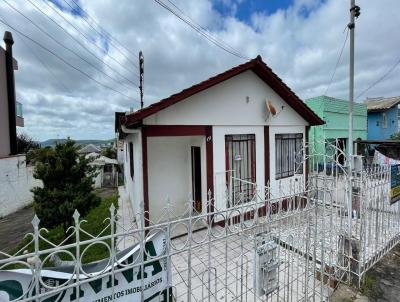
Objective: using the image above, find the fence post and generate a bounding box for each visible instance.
[31,215,41,301]
[187,194,193,302]
[140,201,145,302]
[109,204,116,301]
[73,210,81,302]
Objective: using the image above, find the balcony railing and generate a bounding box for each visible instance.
[16,101,24,127]
[16,101,23,117]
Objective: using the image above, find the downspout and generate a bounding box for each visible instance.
[4,31,17,155]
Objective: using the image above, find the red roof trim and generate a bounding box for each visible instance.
[123,56,324,127]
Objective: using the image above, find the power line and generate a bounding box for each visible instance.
[16,30,72,93]
[166,0,247,58]
[39,0,138,79]
[324,28,349,96]
[25,0,139,89]
[356,55,400,100]
[68,0,139,64]
[3,0,137,92]
[61,0,139,69]
[155,0,248,60]
[0,17,139,101]
[154,0,249,60]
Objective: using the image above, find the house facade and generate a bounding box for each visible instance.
[0,31,23,158]
[0,31,40,217]
[116,56,324,225]
[365,97,400,140]
[305,96,367,165]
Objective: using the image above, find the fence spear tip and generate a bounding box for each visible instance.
[109,203,116,213]
[73,209,80,221]
[31,214,40,227]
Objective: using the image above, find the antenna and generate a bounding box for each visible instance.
[139,51,144,109]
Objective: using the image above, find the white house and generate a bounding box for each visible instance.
[115,56,324,225]
[86,153,119,188]
[0,31,41,217]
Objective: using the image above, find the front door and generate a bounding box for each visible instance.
[191,146,202,212]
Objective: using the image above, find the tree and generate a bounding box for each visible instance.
[17,133,40,163]
[32,139,100,234]
[101,146,117,159]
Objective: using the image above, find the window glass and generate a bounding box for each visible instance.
[275,133,303,179]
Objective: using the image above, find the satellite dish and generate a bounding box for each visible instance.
[266,100,277,118]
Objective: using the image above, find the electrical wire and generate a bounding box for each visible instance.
[166,0,247,58]
[324,28,349,96]
[3,0,137,92]
[0,17,139,101]
[39,0,138,79]
[154,0,249,60]
[26,0,140,89]
[356,56,400,100]
[16,30,72,93]
[61,0,139,69]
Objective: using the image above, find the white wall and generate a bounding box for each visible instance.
[144,70,307,127]
[147,136,206,222]
[117,140,124,164]
[92,167,103,188]
[123,132,143,223]
[0,155,42,217]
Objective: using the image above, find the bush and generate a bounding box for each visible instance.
[101,146,117,159]
[31,139,100,235]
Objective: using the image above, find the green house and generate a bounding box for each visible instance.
[305,96,367,165]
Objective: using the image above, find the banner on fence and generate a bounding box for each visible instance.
[0,231,171,302]
[390,164,400,204]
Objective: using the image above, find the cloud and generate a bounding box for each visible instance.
[0,0,399,141]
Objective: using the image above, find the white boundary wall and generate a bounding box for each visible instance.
[0,155,42,217]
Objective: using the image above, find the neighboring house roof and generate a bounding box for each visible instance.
[118,56,324,129]
[306,95,367,116]
[78,144,101,154]
[86,153,119,165]
[365,96,400,112]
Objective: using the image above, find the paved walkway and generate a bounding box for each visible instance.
[0,205,34,253]
[116,186,137,251]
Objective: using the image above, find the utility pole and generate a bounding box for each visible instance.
[347,0,360,280]
[348,0,355,162]
[139,51,144,109]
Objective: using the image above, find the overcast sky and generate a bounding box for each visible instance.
[0,0,399,141]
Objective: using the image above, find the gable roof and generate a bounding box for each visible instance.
[365,96,400,112]
[78,144,101,154]
[120,56,324,128]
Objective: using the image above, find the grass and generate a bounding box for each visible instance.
[7,192,118,268]
[360,273,383,298]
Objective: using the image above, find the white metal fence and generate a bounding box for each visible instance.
[0,140,398,301]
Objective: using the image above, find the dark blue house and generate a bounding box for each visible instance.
[366,97,400,140]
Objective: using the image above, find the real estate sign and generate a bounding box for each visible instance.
[0,231,171,302]
[390,164,400,204]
